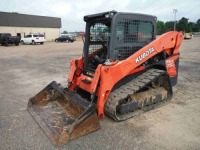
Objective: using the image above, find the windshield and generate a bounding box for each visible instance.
[33,34,44,37]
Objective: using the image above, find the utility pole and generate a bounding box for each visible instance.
[173,9,178,31]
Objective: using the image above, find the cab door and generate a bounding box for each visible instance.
[27,35,33,43]
[24,35,32,43]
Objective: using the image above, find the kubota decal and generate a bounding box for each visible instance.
[136,47,155,63]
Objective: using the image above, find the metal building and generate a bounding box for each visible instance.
[0,12,61,41]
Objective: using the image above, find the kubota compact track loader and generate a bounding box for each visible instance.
[28,11,183,146]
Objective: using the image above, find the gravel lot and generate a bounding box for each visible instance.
[0,37,200,150]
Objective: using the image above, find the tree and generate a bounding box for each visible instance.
[155,18,200,33]
[165,21,174,31]
[197,19,200,26]
[192,24,200,32]
[194,19,200,32]
[176,17,190,32]
[62,31,68,34]
[188,22,194,32]
[157,20,165,35]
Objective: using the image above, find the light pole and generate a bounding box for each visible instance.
[173,9,178,31]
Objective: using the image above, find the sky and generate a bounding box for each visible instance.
[0,0,199,32]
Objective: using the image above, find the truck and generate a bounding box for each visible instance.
[184,32,193,39]
[0,33,21,46]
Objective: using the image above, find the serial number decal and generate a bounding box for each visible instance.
[136,47,155,63]
[165,59,175,68]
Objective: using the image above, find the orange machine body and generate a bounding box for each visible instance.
[68,31,183,118]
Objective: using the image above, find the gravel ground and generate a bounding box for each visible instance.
[0,37,200,150]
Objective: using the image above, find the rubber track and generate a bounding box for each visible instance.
[104,69,170,121]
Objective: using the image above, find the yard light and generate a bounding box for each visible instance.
[173,9,178,31]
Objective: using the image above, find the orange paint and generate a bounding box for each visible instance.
[67,31,183,118]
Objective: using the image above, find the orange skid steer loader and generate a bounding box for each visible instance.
[28,11,183,146]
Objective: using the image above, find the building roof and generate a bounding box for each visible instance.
[0,12,61,28]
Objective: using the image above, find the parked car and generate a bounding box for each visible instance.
[184,32,193,39]
[21,34,45,45]
[55,36,75,42]
[69,36,76,41]
[0,33,20,46]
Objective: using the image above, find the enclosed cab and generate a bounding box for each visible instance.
[83,11,156,77]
